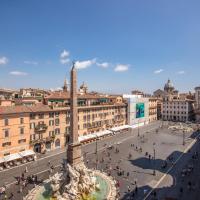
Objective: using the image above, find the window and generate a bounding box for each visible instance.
[30,134,36,141]
[20,127,24,135]
[55,118,60,126]
[30,122,35,129]
[66,117,70,124]
[38,113,44,119]
[30,114,35,120]
[49,120,54,126]
[49,112,54,118]
[49,131,54,137]
[20,118,24,124]
[4,119,8,126]
[65,127,70,134]
[4,129,9,137]
[2,142,11,147]
[18,139,26,144]
[55,112,60,117]
[83,115,86,122]
[87,115,90,121]
[55,128,60,135]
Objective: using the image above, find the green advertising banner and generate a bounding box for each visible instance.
[136,103,145,118]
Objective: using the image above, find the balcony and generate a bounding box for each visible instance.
[87,123,102,130]
[117,118,125,122]
[30,135,55,145]
[34,124,48,132]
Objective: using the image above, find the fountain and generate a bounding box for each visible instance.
[25,62,117,200]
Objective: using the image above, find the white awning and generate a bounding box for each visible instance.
[0,158,5,164]
[110,125,131,132]
[96,130,112,137]
[4,153,22,162]
[18,150,35,157]
[79,130,112,142]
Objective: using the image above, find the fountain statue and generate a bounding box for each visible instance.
[25,62,117,200]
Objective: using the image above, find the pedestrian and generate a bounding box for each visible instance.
[17,177,20,185]
[132,191,135,198]
[134,180,137,185]
[25,166,28,173]
[9,192,14,199]
[127,185,131,193]
[188,181,192,190]
[127,172,130,177]
[48,160,51,166]
[4,193,8,200]
[22,181,26,189]
[179,187,183,195]
[149,154,151,160]
[135,185,138,194]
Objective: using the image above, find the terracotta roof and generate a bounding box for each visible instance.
[29,104,52,112]
[0,104,52,115]
[46,91,117,100]
[0,105,31,115]
[46,91,70,99]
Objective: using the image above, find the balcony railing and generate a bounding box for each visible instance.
[34,124,48,132]
[29,135,55,145]
[87,123,102,130]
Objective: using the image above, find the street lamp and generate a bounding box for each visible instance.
[153,142,156,176]
[138,120,140,137]
[183,130,185,146]
[95,134,98,170]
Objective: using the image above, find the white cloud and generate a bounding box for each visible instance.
[60,50,70,58]
[75,59,96,69]
[60,58,70,64]
[60,49,70,64]
[10,71,28,76]
[97,62,109,68]
[24,60,38,65]
[154,69,164,74]
[0,56,8,65]
[114,64,129,72]
[177,70,185,74]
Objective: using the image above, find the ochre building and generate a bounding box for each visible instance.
[0,92,126,157]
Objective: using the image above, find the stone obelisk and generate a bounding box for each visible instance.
[67,62,82,166]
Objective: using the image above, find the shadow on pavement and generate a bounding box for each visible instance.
[122,137,200,200]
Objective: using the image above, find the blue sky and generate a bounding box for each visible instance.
[0,0,200,94]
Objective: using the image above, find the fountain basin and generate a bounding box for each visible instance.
[35,175,109,200]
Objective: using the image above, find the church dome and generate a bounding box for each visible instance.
[80,82,87,89]
[164,79,174,91]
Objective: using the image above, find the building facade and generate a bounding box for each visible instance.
[148,97,158,122]
[124,95,149,128]
[0,93,126,158]
[162,98,194,122]
[194,87,200,122]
